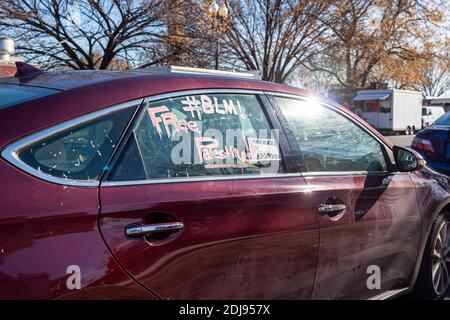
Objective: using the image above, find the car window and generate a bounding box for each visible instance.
[17,106,136,181]
[0,84,59,109]
[109,93,283,181]
[274,97,388,173]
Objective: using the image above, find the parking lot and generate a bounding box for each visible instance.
[384,134,415,147]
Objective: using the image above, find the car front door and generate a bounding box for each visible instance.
[98,90,320,299]
[270,95,422,299]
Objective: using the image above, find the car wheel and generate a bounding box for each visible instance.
[405,126,411,135]
[415,213,450,299]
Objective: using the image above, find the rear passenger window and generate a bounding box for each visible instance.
[274,97,388,173]
[17,106,136,181]
[109,93,283,181]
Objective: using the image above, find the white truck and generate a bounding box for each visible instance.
[422,106,446,128]
[352,89,423,135]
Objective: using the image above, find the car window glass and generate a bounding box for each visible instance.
[18,106,136,181]
[109,93,283,181]
[275,97,388,172]
[434,112,450,125]
[109,133,147,181]
[0,84,59,109]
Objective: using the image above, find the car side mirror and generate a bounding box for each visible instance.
[393,145,426,172]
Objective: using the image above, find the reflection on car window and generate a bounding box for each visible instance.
[275,97,388,172]
[0,84,59,109]
[398,148,417,171]
[434,112,450,125]
[18,106,136,181]
[109,93,283,181]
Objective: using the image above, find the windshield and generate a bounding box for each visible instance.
[434,112,450,126]
[0,84,59,110]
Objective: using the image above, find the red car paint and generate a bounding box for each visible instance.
[0,71,449,299]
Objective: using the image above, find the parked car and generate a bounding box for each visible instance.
[0,64,449,300]
[412,112,450,176]
[422,106,446,128]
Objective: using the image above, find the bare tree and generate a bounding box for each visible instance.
[305,0,445,98]
[157,0,216,68]
[0,0,165,70]
[414,47,450,97]
[165,0,190,66]
[287,65,336,95]
[219,0,329,83]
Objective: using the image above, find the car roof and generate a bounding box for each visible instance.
[0,70,157,90]
[0,70,305,146]
[0,69,284,92]
[0,69,392,150]
[0,69,318,118]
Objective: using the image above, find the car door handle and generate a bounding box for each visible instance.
[317,203,346,216]
[125,222,184,238]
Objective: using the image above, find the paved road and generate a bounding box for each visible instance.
[384,134,414,147]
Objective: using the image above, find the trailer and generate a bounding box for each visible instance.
[352,89,422,135]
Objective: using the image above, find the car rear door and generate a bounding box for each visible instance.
[269,94,422,299]
[98,90,319,299]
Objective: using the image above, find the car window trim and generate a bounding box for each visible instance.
[258,93,298,173]
[1,98,144,187]
[101,172,304,187]
[101,89,294,187]
[266,92,396,175]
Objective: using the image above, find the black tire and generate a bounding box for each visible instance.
[414,213,450,299]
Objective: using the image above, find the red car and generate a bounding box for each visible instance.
[0,65,449,300]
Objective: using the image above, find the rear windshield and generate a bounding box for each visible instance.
[434,112,450,125]
[0,84,59,109]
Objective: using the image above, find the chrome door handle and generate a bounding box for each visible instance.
[125,222,184,238]
[318,203,346,216]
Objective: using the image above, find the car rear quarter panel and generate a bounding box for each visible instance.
[0,159,157,299]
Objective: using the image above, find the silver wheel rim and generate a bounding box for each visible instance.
[432,220,450,296]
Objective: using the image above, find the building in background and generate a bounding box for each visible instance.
[0,37,22,76]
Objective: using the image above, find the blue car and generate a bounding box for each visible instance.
[412,112,450,175]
